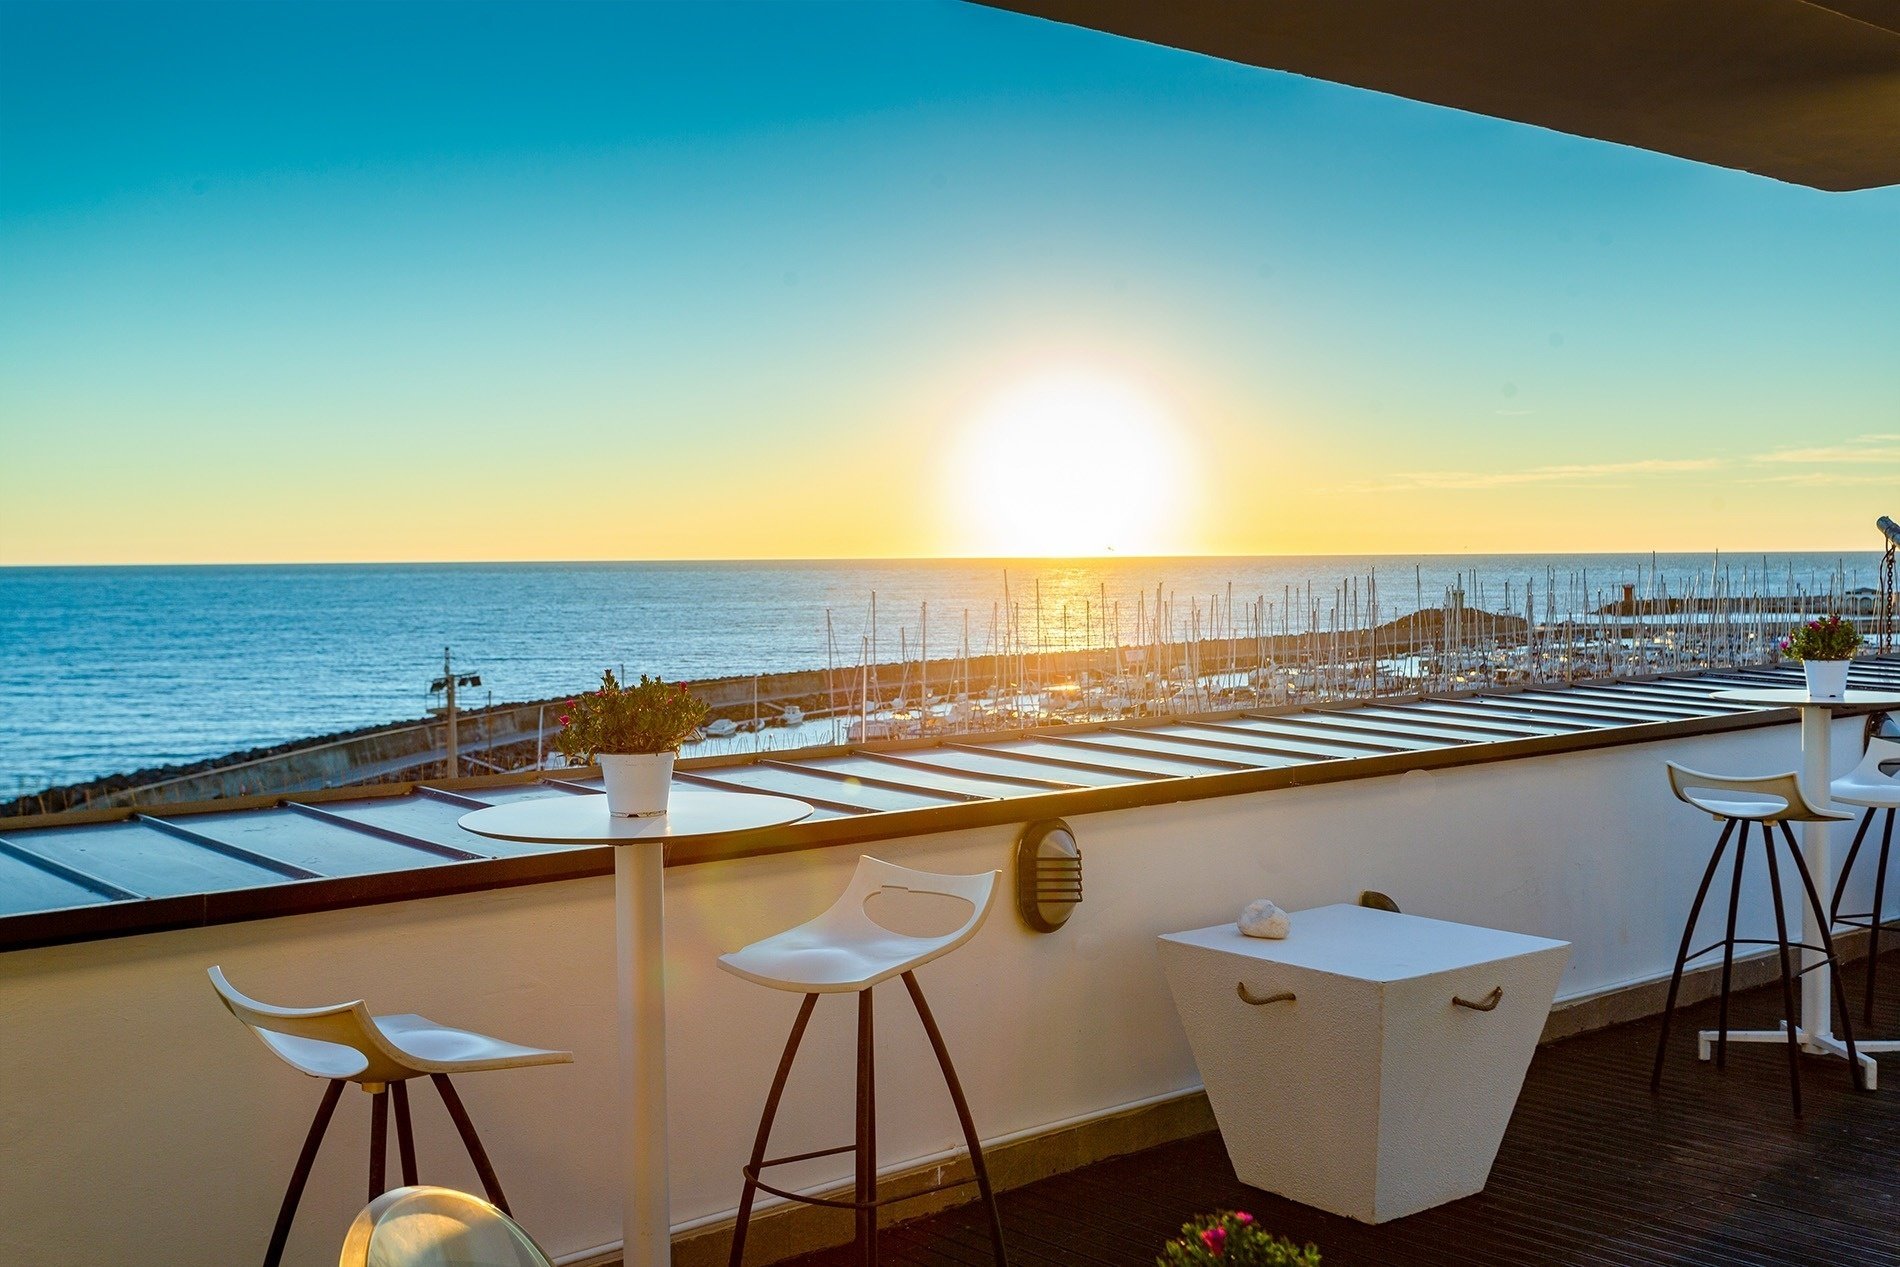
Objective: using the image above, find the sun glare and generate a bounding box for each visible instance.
[945,373,1190,556]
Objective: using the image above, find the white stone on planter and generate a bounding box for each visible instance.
[1160,904,1570,1223]
[1237,898,1290,939]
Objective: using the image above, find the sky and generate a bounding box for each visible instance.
[2,0,1896,564]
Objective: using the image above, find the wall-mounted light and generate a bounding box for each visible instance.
[1015,819,1081,933]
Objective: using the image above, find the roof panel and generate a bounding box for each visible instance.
[1519,688,1709,717]
[821,755,1041,801]
[0,849,113,916]
[681,764,947,814]
[928,746,1150,787]
[1256,716,1467,752]
[1159,722,1360,762]
[318,797,575,859]
[1,820,287,896]
[174,808,453,877]
[1403,700,1605,733]
[1105,727,1314,769]
[991,739,1210,779]
[1353,704,1578,737]
[1218,717,1412,753]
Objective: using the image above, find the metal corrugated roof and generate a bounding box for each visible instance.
[3,660,1896,949]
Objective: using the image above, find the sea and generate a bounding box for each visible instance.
[0,553,1884,793]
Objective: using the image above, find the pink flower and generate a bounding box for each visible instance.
[1200,1226,1227,1255]
[1233,1212,1254,1225]
[558,714,570,725]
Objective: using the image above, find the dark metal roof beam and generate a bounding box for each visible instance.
[1264,713,1476,746]
[1234,717,1413,753]
[285,801,484,862]
[1462,698,1685,726]
[1106,725,1330,763]
[0,837,142,901]
[1161,724,1359,763]
[134,814,321,880]
[1511,691,1710,719]
[860,752,1086,791]
[671,769,873,816]
[758,760,990,804]
[1043,735,1261,771]
[416,785,496,810]
[1343,708,1554,739]
[540,778,603,795]
[1400,701,1602,732]
[945,743,1185,781]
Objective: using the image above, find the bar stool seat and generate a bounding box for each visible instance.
[209,967,571,1267]
[245,1010,566,1081]
[718,857,1009,1267]
[718,857,995,993]
[1829,736,1900,1027]
[1651,765,1863,1115]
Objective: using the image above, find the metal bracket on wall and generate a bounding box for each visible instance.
[1015,819,1082,933]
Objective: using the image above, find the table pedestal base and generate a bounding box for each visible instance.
[1698,1023,1880,1089]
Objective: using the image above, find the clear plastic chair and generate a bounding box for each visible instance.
[209,967,571,1267]
[1651,765,1863,1114]
[338,1186,553,1267]
[717,856,1008,1267]
[1828,735,1900,1024]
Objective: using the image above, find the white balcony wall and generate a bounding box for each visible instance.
[1,714,1888,1266]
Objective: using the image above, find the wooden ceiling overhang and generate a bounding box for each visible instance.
[977,1,1900,191]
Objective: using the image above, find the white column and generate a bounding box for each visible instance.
[1798,705,1832,1047]
[616,841,672,1266]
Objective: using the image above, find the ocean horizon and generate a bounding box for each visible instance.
[1,551,1883,792]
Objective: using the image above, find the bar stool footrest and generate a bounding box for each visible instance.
[743,1169,982,1213]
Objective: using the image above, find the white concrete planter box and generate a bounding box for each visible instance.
[1159,904,1570,1223]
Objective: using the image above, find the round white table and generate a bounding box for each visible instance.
[460,785,813,1267]
[1708,687,1900,1087]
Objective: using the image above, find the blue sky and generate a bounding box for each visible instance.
[3,0,1896,562]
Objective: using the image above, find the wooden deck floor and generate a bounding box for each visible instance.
[786,951,1900,1267]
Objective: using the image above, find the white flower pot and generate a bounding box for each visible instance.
[1803,659,1850,702]
[599,752,675,817]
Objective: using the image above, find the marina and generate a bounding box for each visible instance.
[9,550,1892,815]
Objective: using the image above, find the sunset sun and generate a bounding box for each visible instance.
[945,373,1191,556]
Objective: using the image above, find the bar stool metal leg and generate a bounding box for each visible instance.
[903,972,1009,1266]
[392,1079,420,1188]
[855,989,878,1267]
[1778,822,1867,1091]
[262,1078,345,1267]
[1865,809,1895,1025]
[1830,808,1878,925]
[368,1086,389,1202]
[1714,823,1750,1069]
[729,994,819,1267]
[431,1073,511,1214]
[1652,818,1737,1091]
[1760,836,1805,1116]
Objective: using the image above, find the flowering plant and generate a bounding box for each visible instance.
[1157,1211,1319,1266]
[553,670,709,762]
[1780,615,1860,663]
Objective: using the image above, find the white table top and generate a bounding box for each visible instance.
[458,785,813,845]
[1710,687,1900,709]
[1160,904,1570,982]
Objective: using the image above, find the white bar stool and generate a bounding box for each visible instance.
[717,856,1008,1267]
[1829,734,1900,1026]
[208,967,571,1267]
[1650,766,1864,1114]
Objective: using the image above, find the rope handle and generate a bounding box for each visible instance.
[1453,986,1504,1012]
[1236,983,1296,1006]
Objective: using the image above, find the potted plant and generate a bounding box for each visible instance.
[555,670,709,817]
[1780,614,1861,701]
[1157,1212,1319,1266]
